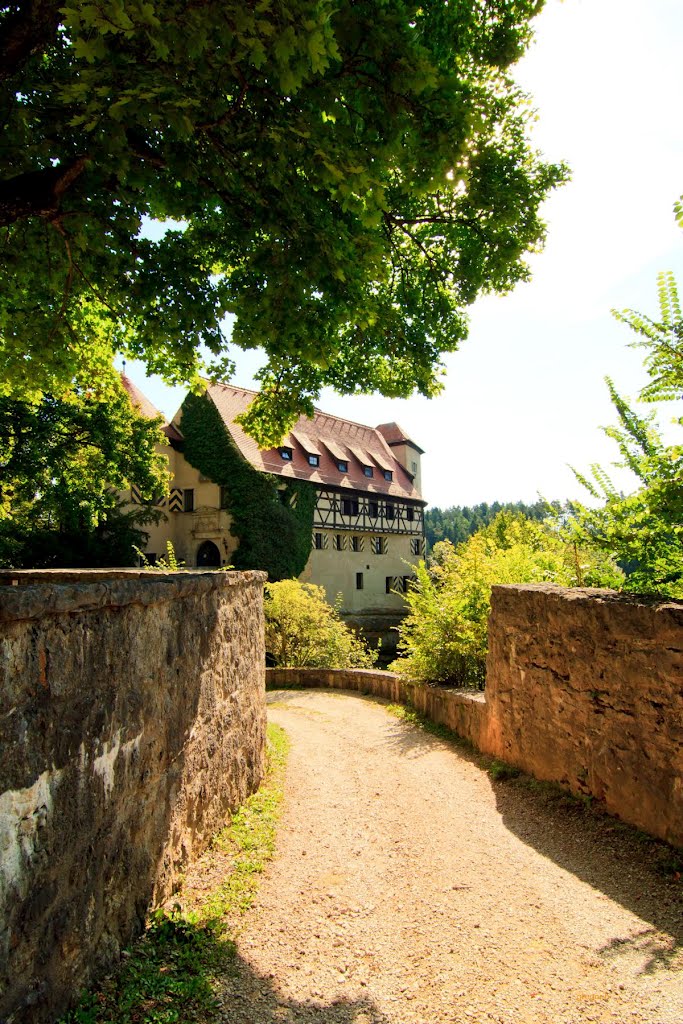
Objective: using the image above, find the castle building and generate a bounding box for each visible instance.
[123,377,426,641]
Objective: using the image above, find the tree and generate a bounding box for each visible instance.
[1,0,566,445]
[0,373,168,567]
[424,498,563,549]
[264,579,377,668]
[568,266,683,598]
[392,512,623,687]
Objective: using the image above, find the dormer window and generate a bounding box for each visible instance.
[280,447,293,461]
[308,454,320,467]
[383,469,393,481]
[337,460,348,473]
[364,465,374,478]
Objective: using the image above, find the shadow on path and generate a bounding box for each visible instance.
[284,688,683,977]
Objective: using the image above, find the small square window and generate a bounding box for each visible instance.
[314,532,324,550]
[356,572,364,590]
[385,503,395,520]
[280,447,293,461]
[308,454,320,467]
[337,460,348,473]
[384,469,393,481]
[342,497,359,516]
[368,501,379,518]
[351,536,360,552]
[406,507,415,522]
[364,465,373,478]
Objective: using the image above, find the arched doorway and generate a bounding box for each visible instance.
[196,540,221,567]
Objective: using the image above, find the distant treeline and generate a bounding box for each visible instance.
[424,500,565,551]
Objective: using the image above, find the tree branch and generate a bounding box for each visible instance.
[0,156,89,227]
[0,0,61,83]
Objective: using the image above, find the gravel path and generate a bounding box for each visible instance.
[218,689,683,1024]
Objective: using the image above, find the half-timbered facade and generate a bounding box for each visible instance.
[123,377,426,630]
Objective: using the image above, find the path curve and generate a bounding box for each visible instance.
[219,690,682,1024]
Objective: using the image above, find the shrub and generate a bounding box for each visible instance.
[391,512,623,688]
[264,579,377,669]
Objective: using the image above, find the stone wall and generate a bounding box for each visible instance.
[0,569,267,1024]
[267,584,683,849]
[482,584,683,848]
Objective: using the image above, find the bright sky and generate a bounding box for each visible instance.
[125,0,683,510]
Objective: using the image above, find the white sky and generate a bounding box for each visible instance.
[125,0,683,510]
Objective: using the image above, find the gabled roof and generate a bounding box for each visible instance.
[376,421,425,454]
[197,383,424,503]
[121,374,183,443]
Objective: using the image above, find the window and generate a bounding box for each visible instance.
[384,502,395,520]
[183,488,194,512]
[356,572,364,590]
[334,534,345,551]
[411,537,421,556]
[406,507,415,522]
[220,485,229,509]
[280,446,293,461]
[384,469,393,481]
[342,497,359,516]
[314,532,324,550]
[372,537,386,555]
[351,536,361,552]
[411,461,418,475]
[363,465,373,478]
[308,454,320,467]
[337,460,348,473]
[368,500,379,518]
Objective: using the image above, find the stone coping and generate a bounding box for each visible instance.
[266,666,486,704]
[0,569,267,622]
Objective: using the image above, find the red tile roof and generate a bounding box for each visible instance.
[200,383,424,503]
[376,421,424,454]
[121,374,183,443]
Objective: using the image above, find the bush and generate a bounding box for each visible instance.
[264,579,378,669]
[391,512,623,688]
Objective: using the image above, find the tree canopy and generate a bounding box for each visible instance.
[0,371,168,567]
[1,0,565,445]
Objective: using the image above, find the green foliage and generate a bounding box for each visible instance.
[180,392,316,580]
[136,540,185,571]
[392,512,623,687]
[0,374,168,568]
[569,265,683,599]
[264,579,378,669]
[424,498,565,550]
[1,0,566,445]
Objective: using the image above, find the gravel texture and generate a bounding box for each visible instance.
[217,689,683,1024]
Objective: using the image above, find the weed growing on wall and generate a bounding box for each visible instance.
[180,392,316,580]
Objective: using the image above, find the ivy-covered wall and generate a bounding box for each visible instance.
[180,392,316,580]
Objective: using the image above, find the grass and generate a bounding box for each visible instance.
[61,723,290,1024]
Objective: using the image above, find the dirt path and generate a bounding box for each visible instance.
[217,690,683,1024]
